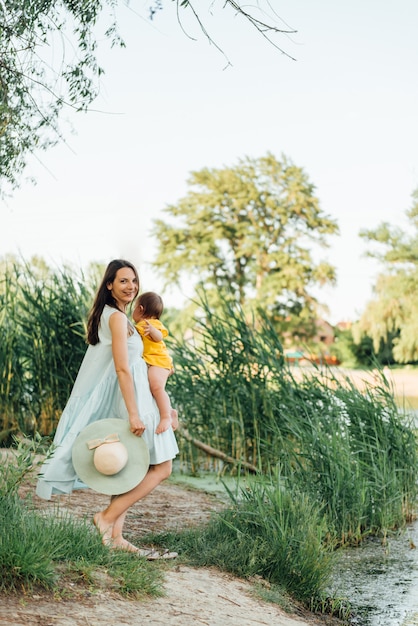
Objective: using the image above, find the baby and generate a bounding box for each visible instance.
[133,291,178,434]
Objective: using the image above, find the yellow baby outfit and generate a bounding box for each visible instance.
[135,319,173,370]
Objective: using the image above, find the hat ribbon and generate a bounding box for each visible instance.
[87,433,120,450]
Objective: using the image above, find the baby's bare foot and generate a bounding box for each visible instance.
[170,408,179,431]
[156,416,172,434]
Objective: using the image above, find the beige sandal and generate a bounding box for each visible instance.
[138,548,178,561]
[160,549,178,560]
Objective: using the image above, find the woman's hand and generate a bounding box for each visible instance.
[129,415,146,436]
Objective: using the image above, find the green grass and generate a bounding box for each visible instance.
[131,469,356,619]
[139,475,342,610]
[0,440,165,598]
[0,492,165,597]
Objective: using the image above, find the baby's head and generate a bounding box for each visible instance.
[133,291,164,322]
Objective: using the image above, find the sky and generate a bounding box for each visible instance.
[2,0,418,324]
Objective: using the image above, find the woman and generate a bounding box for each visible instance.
[36,259,179,557]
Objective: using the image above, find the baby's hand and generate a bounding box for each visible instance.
[142,321,152,336]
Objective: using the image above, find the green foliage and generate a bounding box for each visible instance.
[170,297,285,470]
[152,153,339,341]
[218,480,335,602]
[357,187,418,363]
[0,494,57,590]
[287,376,417,539]
[331,326,396,368]
[160,304,196,344]
[0,492,164,595]
[328,328,360,367]
[0,257,96,437]
[170,297,418,542]
[0,434,50,496]
[0,0,127,194]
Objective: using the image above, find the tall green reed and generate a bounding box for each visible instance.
[0,271,25,440]
[169,297,418,543]
[0,258,96,439]
[278,371,418,541]
[170,302,285,471]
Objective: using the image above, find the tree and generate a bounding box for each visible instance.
[0,0,125,195]
[0,1,295,195]
[355,188,418,363]
[151,153,339,339]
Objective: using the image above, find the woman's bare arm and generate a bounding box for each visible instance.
[109,311,145,435]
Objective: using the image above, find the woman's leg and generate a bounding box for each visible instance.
[108,495,129,548]
[148,366,172,433]
[94,460,172,547]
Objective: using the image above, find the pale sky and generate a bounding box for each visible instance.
[2,0,418,324]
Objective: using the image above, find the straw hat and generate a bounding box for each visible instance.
[72,418,150,495]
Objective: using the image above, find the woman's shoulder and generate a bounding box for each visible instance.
[100,305,125,333]
[100,306,134,341]
[102,305,122,321]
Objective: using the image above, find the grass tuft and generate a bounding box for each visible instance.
[0,490,164,597]
[144,476,337,606]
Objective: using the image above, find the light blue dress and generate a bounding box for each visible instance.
[36,305,179,500]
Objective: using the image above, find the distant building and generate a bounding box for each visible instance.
[313,319,335,346]
[284,318,340,366]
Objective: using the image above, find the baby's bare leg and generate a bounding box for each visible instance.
[148,366,172,433]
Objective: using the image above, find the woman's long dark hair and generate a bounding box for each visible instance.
[87,259,139,345]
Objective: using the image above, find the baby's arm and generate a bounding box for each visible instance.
[143,321,163,342]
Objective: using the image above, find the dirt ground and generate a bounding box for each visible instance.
[1,479,338,626]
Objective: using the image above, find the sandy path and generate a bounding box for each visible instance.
[0,566,315,626]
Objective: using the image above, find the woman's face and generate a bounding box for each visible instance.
[107,267,139,310]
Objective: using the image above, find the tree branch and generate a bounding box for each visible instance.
[177,422,258,473]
